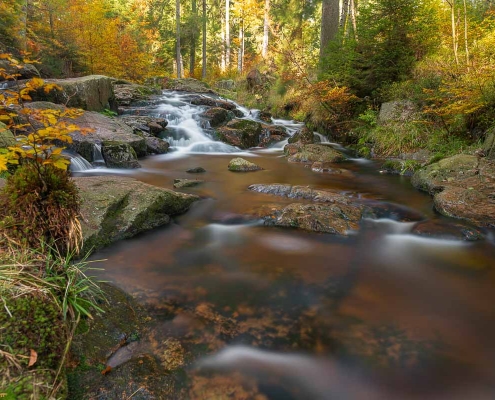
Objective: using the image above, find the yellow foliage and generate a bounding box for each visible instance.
[0,53,91,173]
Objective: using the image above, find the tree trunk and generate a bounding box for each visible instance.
[221,24,226,71]
[340,0,349,28]
[202,0,207,79]
[447,0,459,65]
[262,0,270,58]
[226,0,230,69]
[237,23,244,73]
[190,0,197,76]
[319,0,340,62]
[350,0,358,41]
[176,0,182,78]
[463,0,469,66]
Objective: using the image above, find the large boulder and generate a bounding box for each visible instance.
[113,83,161,106]
[216,119,263,149]
[34,75,116,112]
[102,141,140,168]
[378,100,418,125]
[164,78,215,94]
[0,121,15,148]
[284,143,346,163]
[67,111,146,162]
[76,176,199,254]
[412,154,495,227]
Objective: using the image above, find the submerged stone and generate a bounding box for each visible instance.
[173,178,204,188]
[186,167,206,173]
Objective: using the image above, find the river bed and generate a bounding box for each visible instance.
[80,91,495,399]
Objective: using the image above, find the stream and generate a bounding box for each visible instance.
[76,91,495,399]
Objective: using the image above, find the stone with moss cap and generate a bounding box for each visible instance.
[102,141,140,168]
[75,176,200,255]
[216,119,263,149]
[228,157,263,172]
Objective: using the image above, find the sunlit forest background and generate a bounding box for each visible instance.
[2,0,495,156]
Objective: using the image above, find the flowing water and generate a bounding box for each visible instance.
[78,91,495,399]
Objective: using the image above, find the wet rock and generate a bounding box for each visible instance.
[259,124,289,147]
[412,154,495,227]
[34,75,116,112]
[311,162,353,175]
[119,115,168,137]
[173,178,204,188]
[0,121,15,148]
[186,167,206,173]
[228,157,263,172]
[102,141,140,168]
[216,119,263,149]
[411,220,485,241]
[145,137,169,154]
[248,183,355,205]
[59,109,146,162]
[259,203,365,235]
[258,110,272,123]
[164,77,216,94]
[201,107,232,127]
[284,143,346,163]
[288,127,317,145]
[113,83,161,106]
[75,176,199,254]
[190,95,236,111]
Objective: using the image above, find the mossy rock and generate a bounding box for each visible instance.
[75,176,200,255]
[201,107,232,127]
[164,78,215,94]
[0,292,66,399]
[216,119,263,149]
[0,121,15,148]
[228,157,263,172]
[411,154,478,194]
[102,141,141,168]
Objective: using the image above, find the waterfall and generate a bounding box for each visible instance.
[92,143,105,167]
[69,154,93,172]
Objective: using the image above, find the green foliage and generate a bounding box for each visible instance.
[0,163,81,254]
[100,108,118,117]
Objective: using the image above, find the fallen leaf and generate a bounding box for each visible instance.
[28,349,37,367]
[101,365,112,375]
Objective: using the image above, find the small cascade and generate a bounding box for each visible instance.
[92,143,106,167]
[69,154,93,172]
